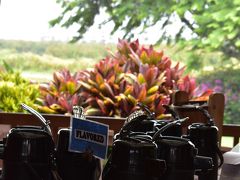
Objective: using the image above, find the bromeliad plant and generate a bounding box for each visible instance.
[37,69,82,114]
[78,39,195,118]
[38,39,196,118]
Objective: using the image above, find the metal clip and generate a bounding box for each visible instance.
[73,106,86,119]
[126,110,146,123]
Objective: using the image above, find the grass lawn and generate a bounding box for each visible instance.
[0,40,115,82]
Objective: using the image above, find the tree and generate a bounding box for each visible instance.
[50,0,240,59]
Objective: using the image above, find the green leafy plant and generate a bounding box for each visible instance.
[0,66,39,112]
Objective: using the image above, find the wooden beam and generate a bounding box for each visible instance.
[0,112,125,142]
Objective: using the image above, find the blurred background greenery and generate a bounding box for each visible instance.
[0,39,239,124]
[0,0,239,125]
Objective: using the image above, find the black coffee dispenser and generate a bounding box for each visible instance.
[123,103,182,137]
[102,109,166,180]
[56,106,101,180]
[103,138,166,180]
[0,104,57,180]
[56,128,101,180]
[152,120,214,180]
[187,106,224,180]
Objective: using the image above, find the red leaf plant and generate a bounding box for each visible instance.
[37,69,82,114]
[78,39,195,118]
[38,40,196,118]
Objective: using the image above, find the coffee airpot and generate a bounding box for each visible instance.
[102,109,166,180]
[186,106,224,180]
[0,104,59,180]
[0,104,101,180]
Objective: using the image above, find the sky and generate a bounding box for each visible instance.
[0,0,185,44]
[0,0,130,43]
[0,0,79,41]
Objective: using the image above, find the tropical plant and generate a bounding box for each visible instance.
[78,39,196,118]
[0,64,39,112]
[38,40,196,118]
[37,69,82,114]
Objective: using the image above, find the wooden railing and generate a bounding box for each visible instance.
[0,112,240,149]
[0,113,125,144]
[222,124,240,147]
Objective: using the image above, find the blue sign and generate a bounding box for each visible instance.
[69,117,109,159]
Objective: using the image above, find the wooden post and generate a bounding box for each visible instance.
[172,91,225,143]
[208,93,225,140]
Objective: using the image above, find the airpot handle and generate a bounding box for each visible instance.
[152,117,189,141]
[21,103,52,136]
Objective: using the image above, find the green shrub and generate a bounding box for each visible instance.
[0,68,39,112]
